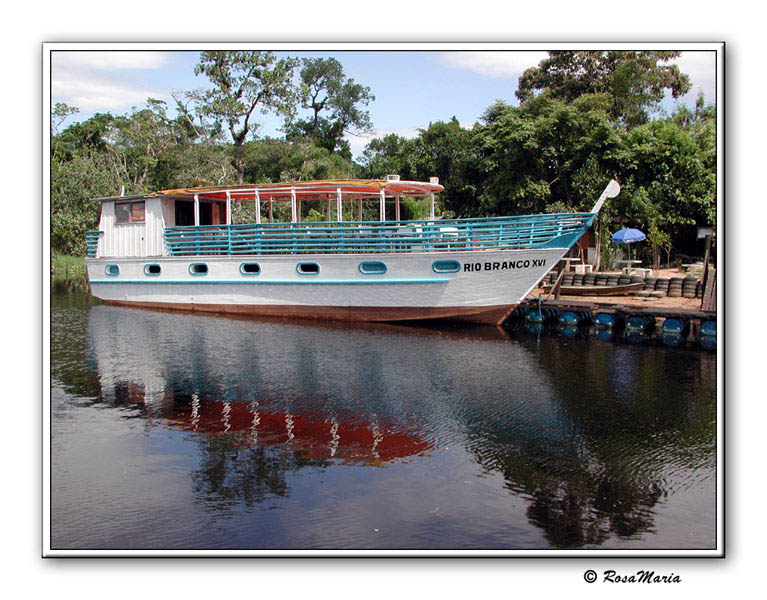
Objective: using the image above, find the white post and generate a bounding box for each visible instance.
[254,189,261,224]
[225,190,232,225]
[194,193,200,226]
[429,193,435,220]
[336,186,342,222]
[327,197,332,222]
[291,187,297,223]
[395,194,400,222]
[379,188,386,222]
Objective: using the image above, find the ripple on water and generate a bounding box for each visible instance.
[49,290,718,550]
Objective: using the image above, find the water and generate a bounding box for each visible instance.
[50,282,717,551]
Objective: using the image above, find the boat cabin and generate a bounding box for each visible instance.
[87,177,442,259]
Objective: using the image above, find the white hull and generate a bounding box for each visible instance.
[87,248,565,325]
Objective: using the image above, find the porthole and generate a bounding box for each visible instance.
[189,263,208,275]
[105,264,120,276]
[432,260,461,273]
[144,264,161,276]
[240,262,261,275]
[359,261,387,275]
[296,262,320,275]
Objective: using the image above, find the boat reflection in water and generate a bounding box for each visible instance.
[117,383,431,466]
[59,300,717,550]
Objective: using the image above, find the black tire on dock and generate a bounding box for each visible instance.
[655,278,670,294]
[682,277,698,298]
[630,275,645,284]
[696,281,703,298]
[595,274,609,286]
[618,275,632,285]
[607,276,620,286]
[683,276,698,287]
[572,274,584,286]
[583,273,596,286]
[643,277,657,291]
[562,273,575,286]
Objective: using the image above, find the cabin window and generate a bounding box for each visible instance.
[359,261,387,275]
[432,260,461,273]
[144,264,161,276]
[189,263,208,275]
[115,201,145,224]
[239,262,261,275]
[296,262,320,275]
[105,264,120,276]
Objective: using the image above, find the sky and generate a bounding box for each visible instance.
[51,48,718,159]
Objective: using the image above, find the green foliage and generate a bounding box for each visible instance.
[517,51,691,128]
[284,57,374,157]
[51,148,119,255]
[184,51,300,183]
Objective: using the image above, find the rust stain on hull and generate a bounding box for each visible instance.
[102,300,517,326]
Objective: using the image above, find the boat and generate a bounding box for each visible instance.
[85,176,620,325]
[557,282,645,296]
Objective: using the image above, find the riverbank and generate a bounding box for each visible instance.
[51,255,86,282]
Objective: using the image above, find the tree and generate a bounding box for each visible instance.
[470,95,621,216]
[517,51,691,128]
[360,120,474,220]
[284,57,374,157]
[51,149,119,256]
[102,98,184,194]
[184,51,299,184]
[51,102,79,153]
[614,100,716,266]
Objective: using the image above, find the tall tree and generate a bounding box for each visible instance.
[184,51,299,183]
[517,51,691,128]
[284,57,374,157]
[615,99,716,268]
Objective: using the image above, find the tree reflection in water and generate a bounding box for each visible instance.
[51,290,715,550]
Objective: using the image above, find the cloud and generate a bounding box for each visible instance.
[53,76,166,111]
[438,51,549,78]
[672,51,717,103]
[52,51,170,71]
[51,51,171,113]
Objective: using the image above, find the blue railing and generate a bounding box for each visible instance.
[163,213,595,257]
[85,230,103,258]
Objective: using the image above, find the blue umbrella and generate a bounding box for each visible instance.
[611,228,646,269]
[611,228,646,244]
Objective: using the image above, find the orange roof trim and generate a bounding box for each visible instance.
[153,179,443,201]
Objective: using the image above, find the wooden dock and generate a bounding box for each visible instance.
[520,297,715,321]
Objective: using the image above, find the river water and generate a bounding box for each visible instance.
[49,282,717,551]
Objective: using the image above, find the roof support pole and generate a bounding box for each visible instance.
[269,199,273,223]
[429,193,435,220]
[194,194,200,226]
[395,194,400,222]
[379,188,386,222]
[358,197,362,222]
[327,197,331,222]
[226,190,232,225]
[336,186,343,222]
[254,190,261,225]
[290,187,297,223]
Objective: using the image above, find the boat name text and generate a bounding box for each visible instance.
[464,259,546,272]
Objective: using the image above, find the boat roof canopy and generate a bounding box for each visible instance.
[92,179,443,203]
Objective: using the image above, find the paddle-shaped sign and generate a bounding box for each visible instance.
[590,179,621,214]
